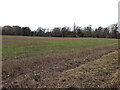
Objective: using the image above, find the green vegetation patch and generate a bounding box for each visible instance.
[2,36,118,59]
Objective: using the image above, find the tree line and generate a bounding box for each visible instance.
[1,23,120,39]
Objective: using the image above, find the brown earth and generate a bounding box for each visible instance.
[2,36,108,40]
[2,43,119,88]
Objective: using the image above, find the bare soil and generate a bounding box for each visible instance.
[2,36,108,40]
[2,44,119,88]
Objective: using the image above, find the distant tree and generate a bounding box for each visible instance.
[45,32,52,37]
[93,28,98,38]
[32,31,38,36]
[51,27,61,37]
[73,23,76,33]
[92,30,96,38]
[76,26,84,37]
[12,26,22,35]
[2,23,119,38]
[36,27,45,36]
[83,25,92,37]
[73,23,77,37]
[22,27,31,36]
[111,24,118,38]
[2,26,14,35]
[61,27,71,37]
[103,27,110,38]
[93,27,104,38]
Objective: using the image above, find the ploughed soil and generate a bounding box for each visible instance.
[2,44,119,88]
[2,36,107,40]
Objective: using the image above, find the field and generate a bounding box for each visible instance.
[2,36,120,88]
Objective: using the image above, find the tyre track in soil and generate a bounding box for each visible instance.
[2,44,118,88]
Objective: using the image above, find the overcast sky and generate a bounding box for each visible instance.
[0,0,119,30]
